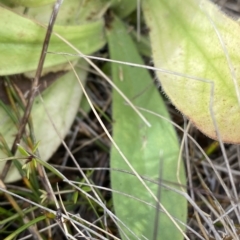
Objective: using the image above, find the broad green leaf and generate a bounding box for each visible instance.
[142,0,240,144]
[0,60,88,183]
[107,16,186,240]
[0,6,105,75]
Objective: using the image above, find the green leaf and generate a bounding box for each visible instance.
[73,190,79,204]
[32,141,40,154]
[0,60,88,183]
[107,16,187,240]
[0,6,105,75]
[17,145,29,157]
[142,0,240,144]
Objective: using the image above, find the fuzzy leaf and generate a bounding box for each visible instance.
[142,0,240,144]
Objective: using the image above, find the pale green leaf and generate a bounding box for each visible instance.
[107,16,187,240]
[0,60,88,183]
[142,0,240,144]
[0,6,105,75]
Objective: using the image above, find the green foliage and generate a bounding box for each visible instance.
[108,16,186,239]
[0,0,190,239]
[0,63,88,182]
[0,6,105,75]
[142,0,240,144]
